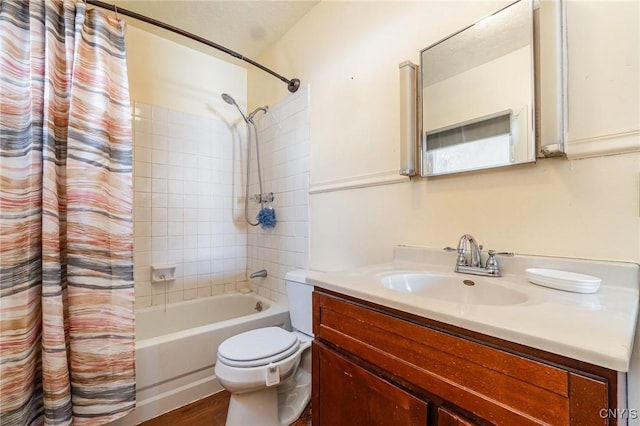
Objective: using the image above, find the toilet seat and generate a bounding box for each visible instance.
[218,327,300,368]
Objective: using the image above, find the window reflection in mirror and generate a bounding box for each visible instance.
[421,0,535,176]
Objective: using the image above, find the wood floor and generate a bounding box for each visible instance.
[139,391,312,426]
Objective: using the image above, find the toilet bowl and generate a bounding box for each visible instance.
[215,271,312,426]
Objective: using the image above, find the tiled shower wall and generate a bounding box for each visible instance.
[247,87,310,303]
[132,87,309,308]
[132,103,247,308]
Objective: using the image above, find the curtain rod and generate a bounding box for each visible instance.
[86,0,301,93]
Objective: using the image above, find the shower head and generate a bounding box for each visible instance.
[221,93,235,105]
[247,105,269,121]
[221,93,249,123]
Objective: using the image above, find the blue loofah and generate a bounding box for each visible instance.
[257,207,276,230]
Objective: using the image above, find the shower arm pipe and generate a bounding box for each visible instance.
[86,0,301,93]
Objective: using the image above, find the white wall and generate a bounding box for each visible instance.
[126,24,246,122]
[250,1,640,271]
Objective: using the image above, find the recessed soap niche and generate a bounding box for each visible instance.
[151,263,176,283]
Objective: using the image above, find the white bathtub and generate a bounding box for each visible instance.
[109,292,290,425]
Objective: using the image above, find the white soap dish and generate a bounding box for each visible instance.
[525,268,601,294]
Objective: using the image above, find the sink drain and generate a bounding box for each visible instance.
[462,279,475,286]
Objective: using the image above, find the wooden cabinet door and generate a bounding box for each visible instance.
[314,343,429,426]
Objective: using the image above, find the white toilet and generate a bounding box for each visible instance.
[215,270,313,426]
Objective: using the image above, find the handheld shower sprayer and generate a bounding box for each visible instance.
[222,93,249,123]
[221,93,275,229]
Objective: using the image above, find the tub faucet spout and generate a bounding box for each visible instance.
[250,269,268,279]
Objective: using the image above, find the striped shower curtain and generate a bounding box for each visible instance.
[0,1,135,425]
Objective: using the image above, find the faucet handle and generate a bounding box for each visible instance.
[443,246,467,266]
[485,250,514,273]
[487,250,514,257]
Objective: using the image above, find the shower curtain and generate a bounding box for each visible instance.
[0,1,135,425]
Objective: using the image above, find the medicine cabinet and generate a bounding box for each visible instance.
[420,0,559,177]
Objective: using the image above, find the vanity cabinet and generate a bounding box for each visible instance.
[312,289,618,426]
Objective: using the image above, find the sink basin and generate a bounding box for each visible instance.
[380,273,528,306]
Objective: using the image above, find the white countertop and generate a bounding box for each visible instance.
[306,246,640,372]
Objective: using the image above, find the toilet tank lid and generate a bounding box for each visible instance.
[285,269,310,284]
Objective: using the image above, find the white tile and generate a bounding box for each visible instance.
[168,178,184,194]
[135,281,152,298]
[183,261,198,277]
[183,289,197,300]
[151,293,167,307]
[168,152,185,167]
[184,208,198,222]
[183,221,198,236]
[152,164,168,180]
[167,237,184,252]
[135,221,151,237]
[134,103,152,119]
[168,123,184,139]
[151,207,168,223]
[197,286,212,298]
[151,250,168,264]
[151,193,168,208]
[134,146,152,163]
[198,234,210,249]
[184,181,198,195]
[151,236,168,252]
[184,195,198,208]
[134,131,151,148]
[152,178,168,194]
[151,120,169,138]
[135,162,152,178]
[151,221,167,237]
[168,290,184,304]
[133,177,151,193]
[167,208,183,222]
[152,149,169,165]
[135,117,152,134]
[168,109,183,124]
[168,194,184,208]
[152,105,169,122]
[134,207,151,222]
[135,296,152,309]
[198,260,211,275]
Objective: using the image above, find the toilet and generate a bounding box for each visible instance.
[215,270,313,426]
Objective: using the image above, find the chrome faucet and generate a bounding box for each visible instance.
[457,234,482,267]
[249,269,268,279]
[445,234,513,277]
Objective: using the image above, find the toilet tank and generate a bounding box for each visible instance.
[285,270,313,337]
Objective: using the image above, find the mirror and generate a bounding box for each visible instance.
[420,0,535,176]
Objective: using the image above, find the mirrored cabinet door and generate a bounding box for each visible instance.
[420,0,535,177]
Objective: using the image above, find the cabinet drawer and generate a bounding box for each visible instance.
[314,291,577,425]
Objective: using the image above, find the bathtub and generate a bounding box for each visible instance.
[109,292,290,426]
